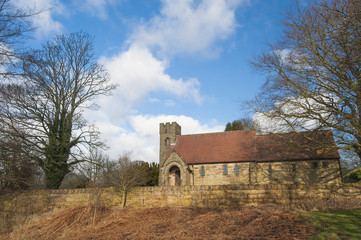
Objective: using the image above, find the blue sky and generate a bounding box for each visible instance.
[14,0,293,162]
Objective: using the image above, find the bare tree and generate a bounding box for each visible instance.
[76,147,109,186]
[249,0,361,160]
[0,138,40,193]
[75,148,110,224]
[0,0,38,78]
[0,31,115,189]
[0,1,43,194]
[0,124,45,194]
[105,153,148,208]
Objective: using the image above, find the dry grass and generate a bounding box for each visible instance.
[6,204,312,240]
[2,197,361,239]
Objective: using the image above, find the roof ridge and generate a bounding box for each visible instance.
[180,129,255,137]
[256,129,332,137]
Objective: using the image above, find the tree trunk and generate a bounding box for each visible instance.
[121,190,127,208]
[43,161,70,189]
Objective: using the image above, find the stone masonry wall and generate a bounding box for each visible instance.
[1,183,360,216]
[190,159,341,186]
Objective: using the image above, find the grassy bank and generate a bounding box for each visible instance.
[305,209,361,240]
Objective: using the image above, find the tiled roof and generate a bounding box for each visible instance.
[166,130,339,164]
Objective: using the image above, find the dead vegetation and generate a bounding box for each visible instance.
[5,205,313,240]
[2,196,361,239]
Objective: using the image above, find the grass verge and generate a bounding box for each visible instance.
[304,209,361,240]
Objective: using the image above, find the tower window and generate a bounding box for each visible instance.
[165,137,170,146]
[322,162,328,168]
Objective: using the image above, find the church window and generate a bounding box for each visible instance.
[322,162,328,168]
[165,137,170,146]
[292,163,296,172]
[223,165,228,175]
[312,162,318,169]
[201,166,205,176]
[268,164,272,174]
[234,164,239,175]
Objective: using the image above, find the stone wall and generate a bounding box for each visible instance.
[189,159,341,186]
[1,183,360,216]
[126,183,359,208]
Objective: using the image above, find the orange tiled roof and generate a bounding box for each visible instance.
[166,130,339,164]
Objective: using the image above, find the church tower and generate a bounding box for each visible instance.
[159,122,181,168]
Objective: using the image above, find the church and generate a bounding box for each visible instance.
[158,122,342,186]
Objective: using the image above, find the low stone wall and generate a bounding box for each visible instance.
[1,183,361,215]
[126,183,361,208]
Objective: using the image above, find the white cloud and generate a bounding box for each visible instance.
[254,96,334,134]
[99,44,203,106]
[12,0,65,38]
[131,0,248,58]
[96,114,224,162]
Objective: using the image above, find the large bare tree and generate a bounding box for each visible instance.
[0,32,114,189]
[249,0,361,160]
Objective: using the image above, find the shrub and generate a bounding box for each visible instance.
[344,168,361,183]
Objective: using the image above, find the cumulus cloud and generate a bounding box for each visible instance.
[100,44,202,106]
[254,96,335,134]
[131,0,247,58]
[96,114,224,162]
[12,0,65,38]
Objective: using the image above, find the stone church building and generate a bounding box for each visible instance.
[158,122,342,186]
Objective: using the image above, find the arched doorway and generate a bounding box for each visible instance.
[169,165,181,186]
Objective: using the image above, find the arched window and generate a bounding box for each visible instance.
[223,165,228,175]
[292,163,296,172]
[312,161,318,169]
[165,137,170,146]
[234,164,239,175]
[268,164,272,174]
[201,166,205,176]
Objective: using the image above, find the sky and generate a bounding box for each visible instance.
[13,0,293,163]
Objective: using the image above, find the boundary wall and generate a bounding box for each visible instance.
[1,184,361,215]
